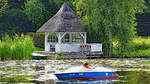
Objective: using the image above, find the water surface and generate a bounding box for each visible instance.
[0,59,150,84]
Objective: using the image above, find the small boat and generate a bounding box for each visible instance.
[55,72,118,81]
[55,63,119,81]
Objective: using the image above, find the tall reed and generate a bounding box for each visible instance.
[0,34,34,60]
[0,35,12,60]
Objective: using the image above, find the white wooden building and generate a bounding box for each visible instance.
[37,3,102,55]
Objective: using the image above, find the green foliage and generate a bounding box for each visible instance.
[0,9,34,38]
[0,0,148,57]
[0,34,35,60]
[0,35,12,59]
[113,36,150,57]
[24,0,74,31]
[24,0,46,30]
[138,60,150,64]
[62,52,65,60]
[131,37,150,50]
[1,75,32,83]
[55,54,59,60]
[49,0,75,11]
[113,49,150,57]
[117,71,150,84]
[74,0,146,55]
[0,0,75,38]
[0,0,8,17]
[144,0,150,14]
[0,1,34,38]
[68,52,71,60]
[28,33,45,48]
[8,0,26,9]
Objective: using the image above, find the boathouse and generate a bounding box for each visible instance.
[37,3,102,58]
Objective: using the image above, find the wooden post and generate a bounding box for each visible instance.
[69,32,72,43]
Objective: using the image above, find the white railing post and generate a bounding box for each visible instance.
[58,32,61,44]
[45,32,49,51]
[69,32,72,43]
[84,32,87,44]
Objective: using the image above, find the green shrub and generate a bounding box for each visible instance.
[132,37,150,50]
[0,35,13,60]
[113,36,150,57]
[0,34,35,60]
[28,32,44,48]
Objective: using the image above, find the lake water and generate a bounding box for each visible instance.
[0,59,150,84]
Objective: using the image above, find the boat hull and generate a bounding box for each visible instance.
[55,72,119,80]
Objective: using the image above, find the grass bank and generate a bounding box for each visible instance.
[0,34,35,60]
[113,36,150,57]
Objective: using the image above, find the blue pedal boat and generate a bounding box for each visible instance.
[55,67,119,80]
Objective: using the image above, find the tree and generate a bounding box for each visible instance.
[8,0,26,9]
[0,0,8,17]
[0,9,34,38]
[144,0,150,14]
[74,0,146,56]
[41,0,75,21]
[24,0,47,31]
[24,0,75,31]
[135,0,150,36]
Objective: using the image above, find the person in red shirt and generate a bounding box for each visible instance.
[83,62,90,69]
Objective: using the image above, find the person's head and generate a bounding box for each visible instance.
[83,62,88,66]
[83,62,90,69]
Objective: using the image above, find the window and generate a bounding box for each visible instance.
[48,34,58,43]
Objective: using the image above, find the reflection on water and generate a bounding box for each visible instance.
[35,80,115,84]
[57,79,115,84]
[1,59,150,84]
[115,71,150,84]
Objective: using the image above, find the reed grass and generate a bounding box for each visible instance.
[131,37,150,50]
[55,54,58,60]
[68,52,71,60]
[113,36,150,57]
[0,34,34,60]
[62,52,65,60]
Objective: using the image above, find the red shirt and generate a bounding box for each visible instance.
[83,65,90,69]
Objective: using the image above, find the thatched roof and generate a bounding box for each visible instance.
[37,3,85,33]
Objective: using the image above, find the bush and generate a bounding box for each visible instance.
[28,32,44,48]
[113,36,150,57]
[0,34,35,60]
[132,37,150,50]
